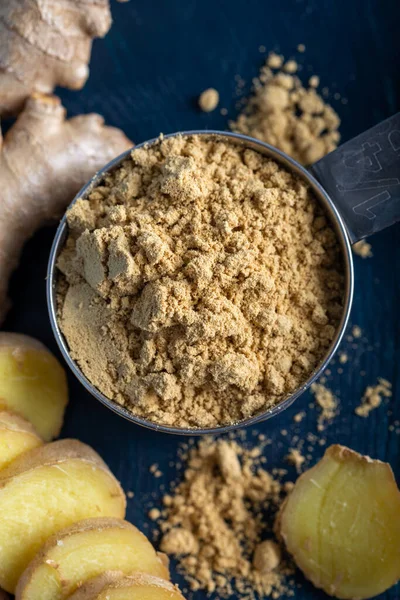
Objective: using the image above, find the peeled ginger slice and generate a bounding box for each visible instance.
[68,572,186,600]
[0,410,42,469]
[16,517,169,600]
[0,333,68,441]
[280,444,400,599]
[0,440,126,593]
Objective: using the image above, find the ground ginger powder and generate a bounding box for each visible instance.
[155,438,294,598]
[57,134,344,428]
[231,57,341,165]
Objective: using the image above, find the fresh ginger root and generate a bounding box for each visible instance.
[0,439,126,593]
[68,572,186,600]
[0,94,131,325]
[280,444,400,599]
[0,410,42,470]
[16,517,169,600]
[0,333,68,441]
[0,1,112,115]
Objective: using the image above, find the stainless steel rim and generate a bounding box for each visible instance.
[47,130,354,436]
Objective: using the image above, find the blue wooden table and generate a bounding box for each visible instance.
[4,1,400,599]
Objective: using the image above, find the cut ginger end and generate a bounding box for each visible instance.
[0,440,126,594]
[16,518,169,600]
[280,444,400,599]
[68,572,185,600]
[0,333,68,441]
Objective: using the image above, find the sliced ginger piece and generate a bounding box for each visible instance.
[280,444,400,599]
[16,517,169,600]
[0,439,126,593]
[0,333,68,441]
[0,410,42,470]
[68,572,185,600]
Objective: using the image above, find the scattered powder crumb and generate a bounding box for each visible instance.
[281,429,288,437]
[57,134,344,429]
[355,378,392,417]
[220,107,228,116]
[234,75,246,94]
[231,52,341,165]
[198,88,220,112]
[310,382,339,430]
[338,352,348,364]
[352,325,362,339]
[150,464,163,477]
[285,448,305,473]
[253,540,281,574]
[283,481,295,493]
[127,491,134,499]
[297,44,306,53]
[284,60,298,74]
[149,508,161,520]
[308,75,320,88]
[353,240,373,258]
[259,45,267,53]
[266,52,284,69]
[293,411,305,423]
[155,438,294,598]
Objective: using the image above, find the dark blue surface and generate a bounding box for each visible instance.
[4,1,400,599]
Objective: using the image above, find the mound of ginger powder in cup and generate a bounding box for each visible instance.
[56,134,344,428]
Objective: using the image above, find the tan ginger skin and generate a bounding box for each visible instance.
[0,1,112,115]
[0,93,131,325]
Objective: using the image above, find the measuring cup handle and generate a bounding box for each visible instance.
[310,112,400,243]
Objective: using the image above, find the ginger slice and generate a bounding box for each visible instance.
[0,440,126,593]
[16,518,169,600]
[68,572,186,600]
[0,333,68,441]
[280,444,400,599]
[0,410,42,470]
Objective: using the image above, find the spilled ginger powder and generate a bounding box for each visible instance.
[155,438,294,598]
[231,54,341,165]
[57,134,344,428]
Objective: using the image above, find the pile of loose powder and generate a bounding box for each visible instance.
[57,134,344,428]
[231,54,341,165]
[155,438,294,598]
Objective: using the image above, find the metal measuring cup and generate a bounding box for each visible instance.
[47,114,400,435]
